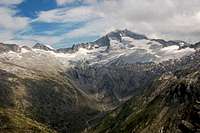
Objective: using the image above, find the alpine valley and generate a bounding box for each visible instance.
[0,30,199,133]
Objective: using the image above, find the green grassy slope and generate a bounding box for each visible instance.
[0,108,56,133]
[0,65,101,133]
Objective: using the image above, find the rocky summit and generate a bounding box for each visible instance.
[0,30,199,133]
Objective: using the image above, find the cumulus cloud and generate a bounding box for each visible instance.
[2,0,200,46]
[36,6,102,23]
[0,7,29,31]
[62,0,200,42]
[0,0,30,43]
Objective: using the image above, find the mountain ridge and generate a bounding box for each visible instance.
[0,29,196,53]
[0,29,199,133]
[86,50,200,133]
[0,29,196,67]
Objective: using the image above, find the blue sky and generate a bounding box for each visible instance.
[0,0,103,48]
[0,0,199,48]
[16,0,101,48]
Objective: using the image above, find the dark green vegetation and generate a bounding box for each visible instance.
[0,108,56,133]
[0,66,100,133]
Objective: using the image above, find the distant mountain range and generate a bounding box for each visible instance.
[0,29,199,133]
[1,30,199,66]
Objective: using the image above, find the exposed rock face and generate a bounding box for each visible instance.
[192,42,200,49]
[121,29,148,40]
[57,43,95,53]
[21,45,32,50]
[86,51,200,133]
[93,29,148,49]
[67,50,200,108]
[68,63,160,107]
[56,47,73,53]
[33,43,54,51]
[151,39,190,48]
[0,43,21,53]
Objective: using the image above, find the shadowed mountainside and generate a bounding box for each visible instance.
[86,51,200,133]
[0,30,199,133]
[0,67,101,133]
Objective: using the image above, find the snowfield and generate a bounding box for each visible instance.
[0,31,196,74]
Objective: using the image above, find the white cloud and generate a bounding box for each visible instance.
[2,0,200,46]
[4,33,68,46]
[0,0,28,32]
[66,18,114,38]
[0,7,29,31]
[0,0,30,44]
[63,0,200,43]
[4,39,36,46]
[56,0,75,5]
[0,31,15,42]
[56,0,97,5]
[18,34,66,46]
[0,0,23,6]
[36,6,103,23]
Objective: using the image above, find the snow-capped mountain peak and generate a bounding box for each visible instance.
[0,29,197,68]
[94,29,148,48]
